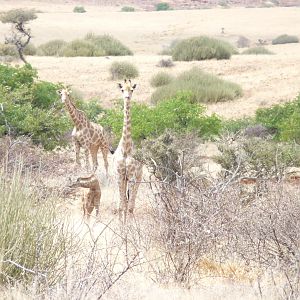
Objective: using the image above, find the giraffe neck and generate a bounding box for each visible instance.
[120,97,133,157]
[64,96,89,129]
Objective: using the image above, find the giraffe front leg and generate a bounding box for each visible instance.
[101,147,109,177]
[128,167,143,215]
[118,176,127,223]
[90,145,99,173]
[74,140,81,167]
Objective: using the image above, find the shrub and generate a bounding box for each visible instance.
[242,46,274,55]
[23,42,37,55]
[237,36,250,48]
[109,61,139,80]
[172,36,237,61]
[84,33,133,56]
[272,34,299,45]
[160,39,180,55]
[121,6,135,12]
[0,164,75,287]
[150,72,174,87]
[37,39,67,56]
[59,39,104,57]
[155,2,171,10]
[157,58,174,67]
[102,92,221,145]
[151,67,242,104]
[0,43,18,57]
[221,117,255,134]
[73,6,86,13]
[255,95,300,142]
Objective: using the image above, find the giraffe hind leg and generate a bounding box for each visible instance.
[128,167,143,214]
[74,140,81,167]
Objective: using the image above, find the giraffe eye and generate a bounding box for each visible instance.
[121,89,124,92]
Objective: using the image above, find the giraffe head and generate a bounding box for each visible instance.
[59,88,72,103]
[118,79,136,101]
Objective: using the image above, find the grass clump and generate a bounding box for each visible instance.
[151,67,242,104]
[73,6,86,13]
[121,6,135,11]
[84,33,133,56]
[155,2,171,10]
[172,36,237,61]
[150,72,174,87]
[0,164,75,287]
[242,46,274,55]
[157,58,174,67]
[59,39,104,57]
[0,43,18,57]
[37,39,67,56]
[109,61,138,80]
[272,34,299,45]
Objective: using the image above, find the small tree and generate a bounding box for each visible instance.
[0,9,37,63]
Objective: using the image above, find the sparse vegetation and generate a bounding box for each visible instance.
[172,36,237,61]
[272,34,299,44]
[73,6,86,13]
[109,61,139,80]
[150,72,174,87]
[37,39,67,56]
[157,58,174,67]
[151,67,242,104]
[23,42,37,55]
[59,39,104,57]
[121,6,135,12]
[242,46,274,55]
[155,2,171,11]
[237,35,250,48]
[0,43,18,57]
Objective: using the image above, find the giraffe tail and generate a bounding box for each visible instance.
[109,146,115,154]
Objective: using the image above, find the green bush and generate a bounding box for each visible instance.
[172,36,237,61]
[0,164,75,286]
[102,92,221,145]
[151,67,242,104]
[121,6,135,11]
[73,6,86,13]
[150,72,174,87]
[84,33,133,56]
[59,39,104,57]
[0,64,71,150]
[255,95,300,142]
[155,2,171,10]
[242,46,274,55]
[23,43,37,55]
[0,43,18,57]
[272,34,299,45]
[37,39,67,56]
[109,61,139,80]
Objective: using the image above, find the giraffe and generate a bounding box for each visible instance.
[69,174,101,219]
[59,88,113,174]
[113,79,143,223]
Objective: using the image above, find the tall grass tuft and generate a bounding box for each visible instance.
[242,46,274,55]
[37,40,67,56]
[0,162,75,288]
[151,67,242,104]
[109,61,139,80]
[59,39,105,57]
[150,72,174,87]
[272,34,299,45]
[172,36,237,61]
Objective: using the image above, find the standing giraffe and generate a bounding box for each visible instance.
[59,88,113,174]
[113,79,143,223]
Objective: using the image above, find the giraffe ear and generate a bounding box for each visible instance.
[132,84,137,89]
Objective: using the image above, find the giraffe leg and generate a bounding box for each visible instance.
[118,176,127,223]
[90,145,100,172]
[84,148,90,172]
[128,166,143,214]
[74,140,81,167]
[100,146,109,177]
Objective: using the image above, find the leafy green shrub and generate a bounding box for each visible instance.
[37,39,67,56]
[150,72,174,87]
[23,43,37,55]
[272,34,299,45]
[255,95,300,142]
[0,164,75,286]
[242,46,274,55]
[0,64,71,150]
[0,43,18,57]
[151,67,242,104]
[216,136,300,178]
[121,6,135,11]
[59,39,104,57]
[155,2,171,10]
[84,33,133,56]
[73,6,86,13]
[172,36,237,61]
[102,92,221,145]
[109,61,139,80]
